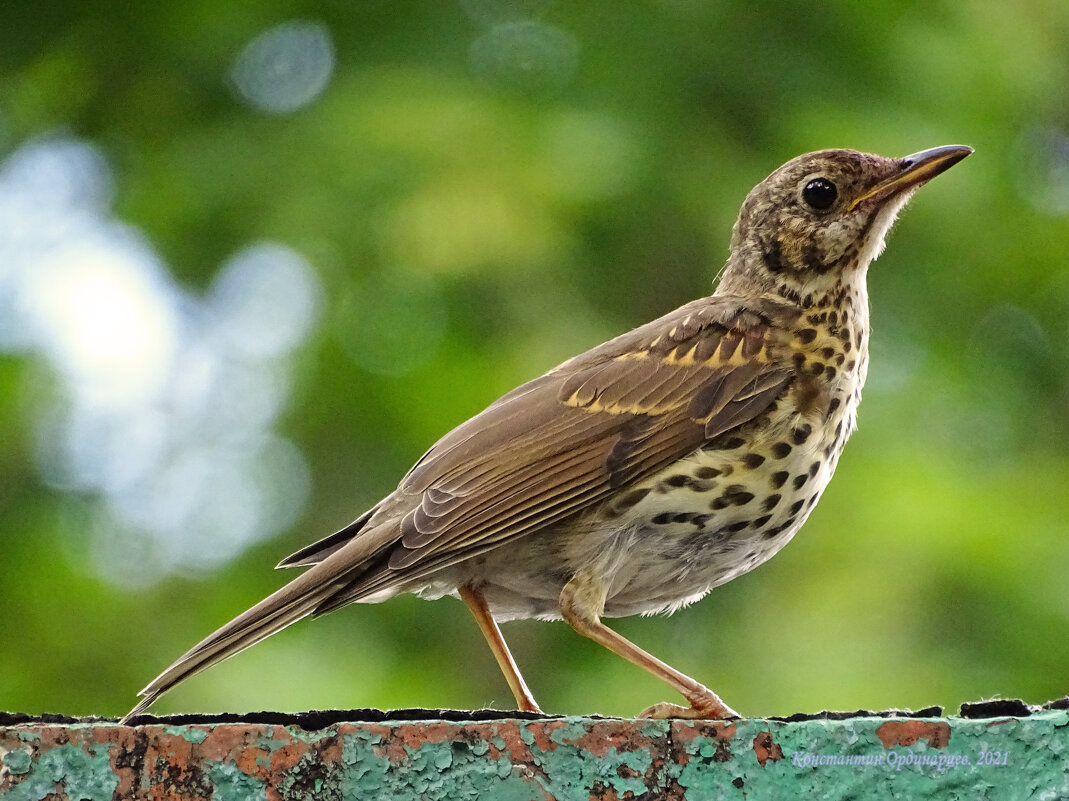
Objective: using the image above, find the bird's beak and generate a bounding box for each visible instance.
[849,144,973,210]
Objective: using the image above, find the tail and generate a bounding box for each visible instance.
[121,513,396,724]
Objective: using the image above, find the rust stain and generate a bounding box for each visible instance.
[752,731,783,766]
[671,720,737,746]
[316,733,344,767]
[875,720,951,749]
[484,722,537,765]
[670,720,737,767]
[368,724,410,764]
[268,739,315,773]
[567,721,650,759]
[151,730,196,774]
[233,741,272,779]
[198,725,248,762]
[397,721,459,748]
[526,719,569,753]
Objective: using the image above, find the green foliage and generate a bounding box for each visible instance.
[1,0,1067,719]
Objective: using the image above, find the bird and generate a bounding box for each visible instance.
[122,144,972,723]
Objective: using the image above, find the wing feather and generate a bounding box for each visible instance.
[368,295,799,578]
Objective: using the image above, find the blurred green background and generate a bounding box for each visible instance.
[1,1,1067,721]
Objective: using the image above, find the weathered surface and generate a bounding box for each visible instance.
[2,708,1068,799]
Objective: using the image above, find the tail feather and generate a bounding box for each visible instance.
[121,518,400,724]
[275,506,377,569]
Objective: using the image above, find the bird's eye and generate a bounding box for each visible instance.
[802,178,838,210]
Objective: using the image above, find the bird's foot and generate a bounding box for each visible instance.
[640,694,740,720]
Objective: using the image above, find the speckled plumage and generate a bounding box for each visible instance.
[124,145,971,723]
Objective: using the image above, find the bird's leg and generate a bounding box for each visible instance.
[459,584,543,714]
[559,571,740,720]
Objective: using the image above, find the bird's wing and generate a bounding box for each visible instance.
[313,294,798,609]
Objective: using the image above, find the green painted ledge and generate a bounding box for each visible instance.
[2,701,1068,800]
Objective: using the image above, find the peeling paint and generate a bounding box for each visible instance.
[1,711,1068,799]
[163,725,207,743]
[2,743,117,801]
[2,747,33,775]
[207,761,267,801]
[752,730,784,766]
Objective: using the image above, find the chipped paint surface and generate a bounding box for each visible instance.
[1,711,1068,799]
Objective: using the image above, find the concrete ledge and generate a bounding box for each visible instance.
[2,702,1067,799]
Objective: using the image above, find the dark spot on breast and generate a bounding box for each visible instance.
[653,512,672,524]
[792,352,807,369]
[824,365,837,380]
[606,486,651,517]
[809,362,824,376]
[691,514,710,529]
[665,474,692,488]
[777,283,802,305]
[792,424,812,445]
[792,474,809,490]
[771,471,789,489]
[834,353,845,366]
[829,397,841,412]
[808,461,820,477]
[751,514,772,528]
[673,512,693,524]
[789,499,805,515]
[722,520,749,534]
[807,495,819,509]
[716,484,755,507]
[763,493,781,511]
[820,347,835,360]
[743,453,766,469]
[843,340,852,353]
[695,467,721,479]
[770,442,791,459]
[762,522,788,539]
[795,328,818,344]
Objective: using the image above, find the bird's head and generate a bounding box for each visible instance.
[718,145,972,305]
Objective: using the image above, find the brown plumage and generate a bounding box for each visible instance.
[123,144,971,723]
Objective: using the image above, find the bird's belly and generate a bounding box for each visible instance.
[464,403,855,621]
[597,436,840,616]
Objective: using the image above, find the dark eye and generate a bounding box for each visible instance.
[802,178,838,210]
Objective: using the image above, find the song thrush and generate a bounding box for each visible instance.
[123,144,971,722]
